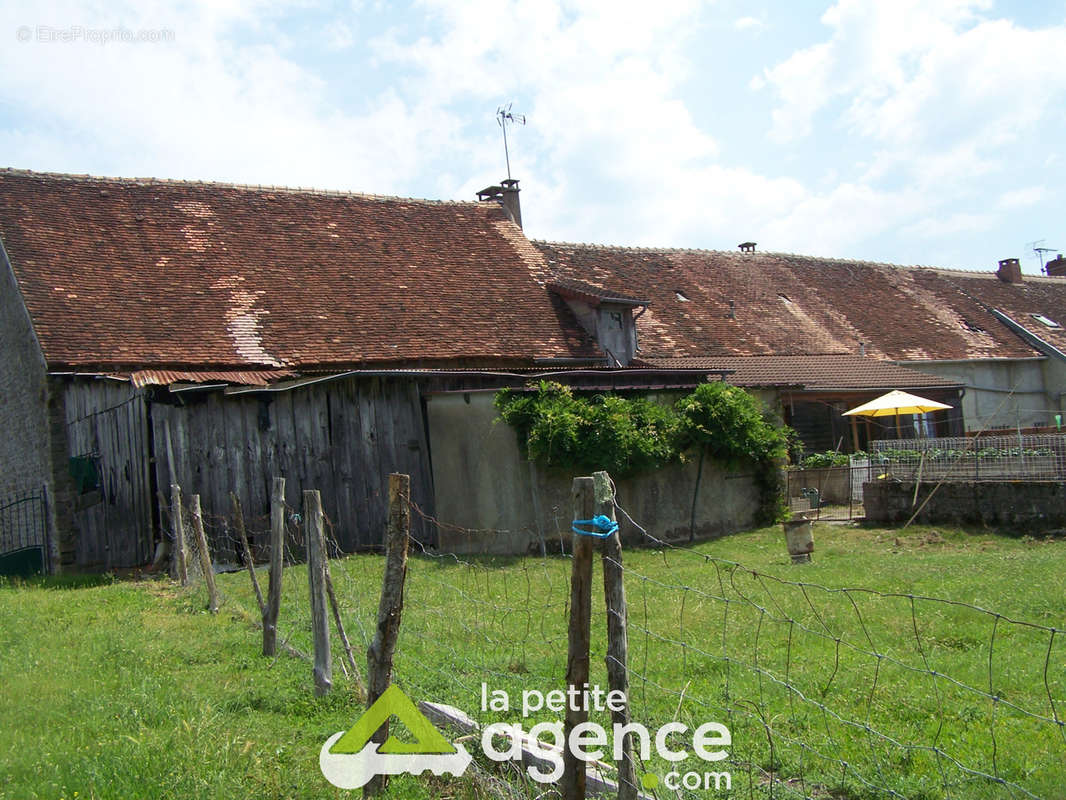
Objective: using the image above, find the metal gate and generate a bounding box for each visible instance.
[0,486,51,576]
[786,459,875,521]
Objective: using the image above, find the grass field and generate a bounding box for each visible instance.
[2,522,1064,799]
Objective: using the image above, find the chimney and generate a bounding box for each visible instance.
[996,257,1023,284]
[476,179,522,229]
[500,178,522,229]
[1044,254,1066,277]
[858,341,866,357]
[739,241,756,253]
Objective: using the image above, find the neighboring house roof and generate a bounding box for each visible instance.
[0,169,599,371]
[533,242,1066,362]
[637,355,961,391]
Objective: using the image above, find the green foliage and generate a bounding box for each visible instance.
[794,450,866,469]
[494,381,679,478]
[874,446,1054,461]
[495,380,794,521]
[674,381,790,466]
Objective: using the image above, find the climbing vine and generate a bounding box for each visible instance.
[495,380,794,522]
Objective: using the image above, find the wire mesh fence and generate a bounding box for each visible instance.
[871,434,1066,482]
[166,474,1066,799]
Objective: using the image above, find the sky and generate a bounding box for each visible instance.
[1,0,1064,273]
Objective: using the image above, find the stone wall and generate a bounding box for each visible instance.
[0,242,60,570]
[863,479,1066,530]
[0,244,51,500]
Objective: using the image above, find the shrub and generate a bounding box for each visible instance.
[494,382,679,478]
[674,382,790,466]
[496,380,795,523]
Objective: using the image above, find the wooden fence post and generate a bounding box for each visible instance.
[325,560,364,695]
[189,494,219,614]
[594,471,637,800]
[264,477,286,657]
[365,473,411,797]
[304,489,333,696]
[231,492,265,615]
[170,483,188,586]
[563,476,595,800]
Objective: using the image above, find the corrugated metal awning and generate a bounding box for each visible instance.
[124,369,296,388]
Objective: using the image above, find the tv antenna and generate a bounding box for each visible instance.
[496,103,526,181]
[1028,239,1058,272]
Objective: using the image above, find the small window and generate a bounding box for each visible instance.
[68,453,100,495]
[961,320,985,333]
[1030,314,1061,329]
[675,290,690,302]
[778,293,792,304]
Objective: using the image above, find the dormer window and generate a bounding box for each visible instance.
[547,279,650,366]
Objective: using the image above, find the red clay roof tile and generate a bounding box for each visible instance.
[533,242,1066,361]
[0,169,599,370]
[637,355,960,390]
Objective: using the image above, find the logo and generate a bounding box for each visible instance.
[320,685,473,789]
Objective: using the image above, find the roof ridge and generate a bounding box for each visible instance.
[0,167,483,207]
[533,238,1029,278]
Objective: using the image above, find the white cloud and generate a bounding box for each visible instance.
[0,0,441,191]
[997,186,1045,210]
[901,211,997,239]
[324,19,354,49]
[758,0,1066,159]
[748,0,1066,258]
[0,0,1061,268]
[371,0,729,240]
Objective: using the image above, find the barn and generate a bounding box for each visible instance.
[0,169,628,570]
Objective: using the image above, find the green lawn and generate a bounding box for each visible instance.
[2,522,1065,799]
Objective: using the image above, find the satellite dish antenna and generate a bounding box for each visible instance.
[496,103,526,181]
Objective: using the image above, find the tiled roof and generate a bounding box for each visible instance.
[533,242,1066,361]
[0,169,599,370]
[547,278,649,307]
[637,355,961,391]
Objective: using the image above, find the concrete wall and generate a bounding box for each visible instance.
[426,391,764,554]
[863,479,1066,530]
[899,359,1054,431]
[1040,357,1066,423]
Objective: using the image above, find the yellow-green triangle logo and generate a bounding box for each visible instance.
[329,685,456,755]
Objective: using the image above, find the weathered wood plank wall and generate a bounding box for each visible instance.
[63,380,154,568]
[151,375,433,556]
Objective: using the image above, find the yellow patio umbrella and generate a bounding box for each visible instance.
[843,389,952,439]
